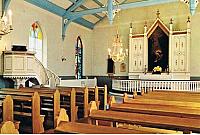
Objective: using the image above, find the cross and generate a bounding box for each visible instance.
[170,18,173,24]
[156,9,160,18]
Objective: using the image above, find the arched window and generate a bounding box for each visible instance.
[75,36,83,79]
[29,22,43,63]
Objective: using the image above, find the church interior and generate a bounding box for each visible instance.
[0,0,200,134]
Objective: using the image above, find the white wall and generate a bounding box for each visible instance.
[0,0,93,77]
[1,1,200,78]
[93,2,200,77]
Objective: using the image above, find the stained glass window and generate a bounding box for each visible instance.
[29,22,43,63]
[75,36,83,79]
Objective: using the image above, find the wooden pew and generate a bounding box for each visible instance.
[87,85,107,110]
[110,103,200,119]
[58,86,89,119]
[2,95,20,131]
[5,88,61,129]
[54,108,161,134]
[55,121,157,134]
[55,107,181,134]
[58,85,108,112]
[0,89,44,134]
[124,97,200,109]
[136,90,200,102]
[18,87,78,124]
[89,110,200,133]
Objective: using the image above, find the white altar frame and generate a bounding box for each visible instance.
[128,15,191,80]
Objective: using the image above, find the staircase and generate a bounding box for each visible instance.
[3,51,60,88]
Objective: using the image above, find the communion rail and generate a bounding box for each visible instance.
[112,80,200,93]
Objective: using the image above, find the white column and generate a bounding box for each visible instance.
[128,23,133,78]
[143,22,148,71]
[186,17,191,73]
[169,19,173,73]
[14,78,26,89]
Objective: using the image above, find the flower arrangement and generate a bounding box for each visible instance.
[153,66,162,74]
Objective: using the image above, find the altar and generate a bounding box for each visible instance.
[128,11,190,80]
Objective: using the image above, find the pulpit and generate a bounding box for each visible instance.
[3,51,37,88]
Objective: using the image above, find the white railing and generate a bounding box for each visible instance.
[34,57,61,88]
[60,78,97,87]
[112,80,200,93]
[46,68,61,88]
[34,58,49,86]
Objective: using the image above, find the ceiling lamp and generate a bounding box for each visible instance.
[0,9,13,39]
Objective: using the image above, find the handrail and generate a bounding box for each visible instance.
[34,57,50,85]
[46,68,61,87]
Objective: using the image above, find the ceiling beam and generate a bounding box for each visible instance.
[2,0,11,16]
[25,0,94,40]
[24,0,66,16]
[80,5,103,19]
[67,0,85,12]
[189,0,198,15]
[93,0,104,7]
[71,0,179,20]
[107,0,114,24]
[66,0,103,20]
[94,0,128,26]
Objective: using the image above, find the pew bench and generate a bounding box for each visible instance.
[137,90,200,102]
[55,121,156,134]
[89,110,200,133]
[124,98,200,109]
[110,103,200,119]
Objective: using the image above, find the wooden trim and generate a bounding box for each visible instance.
[70,88,76,122]
[132,35,144,38]
[104,85,108,110]
[53,89,60,128]
[172,31,187,35]
[32,92,44,134]
[84,87,89,118]
[95,86,99,109]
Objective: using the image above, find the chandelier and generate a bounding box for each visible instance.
[108,31,128,62]
[0,10,13,39]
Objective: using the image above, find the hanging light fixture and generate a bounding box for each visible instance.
[108,31,128,62]
[0,9,13,39]
[107,6,128,63]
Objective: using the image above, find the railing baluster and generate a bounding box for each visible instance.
[112,80,200,93]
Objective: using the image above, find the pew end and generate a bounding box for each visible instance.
[89,101,98,114]
[0,121,19,134]
[133,89,137,98]
[141,88,145,96]
[56,108,69,127]
[108,96,116,107]
[3,95,13,122]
